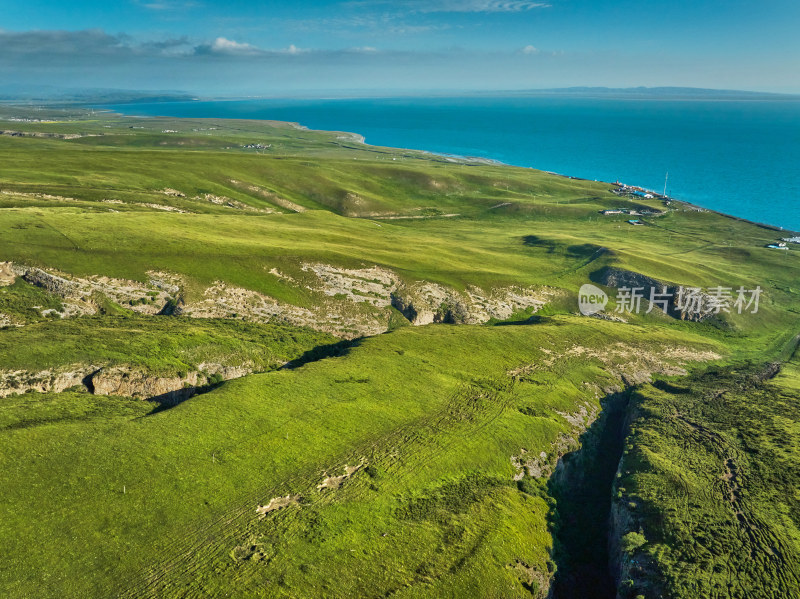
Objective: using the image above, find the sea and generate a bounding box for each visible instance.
[104,96,800,232]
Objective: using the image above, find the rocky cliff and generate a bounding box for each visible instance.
[0,362,252,403]
[593,266,725,323]
[4,259,552,338]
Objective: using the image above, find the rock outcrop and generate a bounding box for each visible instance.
[184,264,551,338]
[0,365,98,398]
[592,266,723,322]
[2,260,551,337]
[89,366,201,402]
[228,179,306,213]
[391,281,548,325]
[0,262,15,286]
[0,362,253,402]
[302,264,398,307]
[7,262,180,318]
[194,193,273,213]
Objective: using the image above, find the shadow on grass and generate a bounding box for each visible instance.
[144,338,364,416]
[145,381,227,416]
[493,315,547,326]
[281,337,363,369]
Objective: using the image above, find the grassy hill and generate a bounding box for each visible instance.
[611,354,800,599]
[0,106,798,598]
[0,319,721,598]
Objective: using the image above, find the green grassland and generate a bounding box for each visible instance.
[0,277,66,323]
[0,106,798,598]
[0,319,721,598]
[0,316,336,374]
[612,354,800,599]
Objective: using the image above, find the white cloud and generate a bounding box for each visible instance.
[192,37,271,56]
[0,29,318,62]
[283,44,310,55]
[426,0,550,12]
[209,37,259,55]
[345,0,550,13]
[522,44,539,54]
[136,0,200,11]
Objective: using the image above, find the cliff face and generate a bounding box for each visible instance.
[4,260,552,338]
[9,263,178,318]
[543,392,630,599]
[390,281,549,326]
[593,266,724,323]
[88,367,201,403]
[608,498,638,597]
[0,365,98,397]
[608,403,639,597]
[0,362,253,403]
[607,400,664,599]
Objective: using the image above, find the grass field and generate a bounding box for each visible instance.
[612,356,800,599]
[0,316,336,374]
[0,106,798,598]
[0,318,722,598]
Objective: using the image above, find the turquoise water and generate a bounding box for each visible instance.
[105,97,800,231]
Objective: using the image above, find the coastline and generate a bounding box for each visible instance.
[323,124,800,235]
[100,102,800,235]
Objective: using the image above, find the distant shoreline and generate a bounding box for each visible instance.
[101,98,800,234]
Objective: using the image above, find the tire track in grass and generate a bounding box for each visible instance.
[118,378,520,597]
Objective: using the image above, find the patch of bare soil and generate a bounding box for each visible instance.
[369,213,460,220]
[0,130,99,140]
[229,179,306,213]
[159,188,186,197]
[194,193,274,213]
[317,463,363,491]
[256,494,301,518]
[0,190,81,203]
[133,203,190,213]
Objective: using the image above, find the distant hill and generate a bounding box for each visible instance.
[501,86,800,100]
[0,86,196,105]
[2,85,795,104]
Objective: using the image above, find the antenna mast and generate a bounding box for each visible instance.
[663,172,669,197]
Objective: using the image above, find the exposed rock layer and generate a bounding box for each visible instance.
[4,260,550,337]
[0,362,251,402]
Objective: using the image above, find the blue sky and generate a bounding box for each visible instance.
[1,0,798,95]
